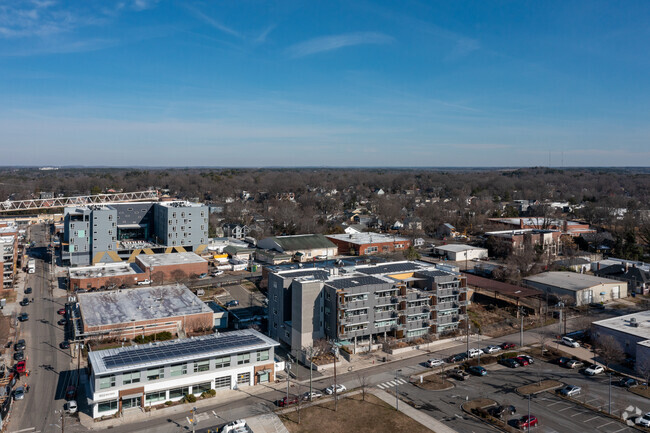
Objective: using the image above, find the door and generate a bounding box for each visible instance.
[612,286,620,299]
[122,396,141,410]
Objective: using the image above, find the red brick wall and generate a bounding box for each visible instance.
[135,259,209,283]
[326,238,411,255]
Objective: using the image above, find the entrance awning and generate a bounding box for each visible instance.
[121,393,142,400]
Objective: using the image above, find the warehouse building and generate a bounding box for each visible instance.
[326,233,411,256]
[523,272,627,306]
[257,234,338,262]
[592,311,650,374]
[434,244,488,261]
[87,329,278,418]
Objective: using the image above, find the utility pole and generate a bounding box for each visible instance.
[466,320,470,355]
[477,332,481,367]
[395,369,400,411]
[608,373,612,415]
[333,345,338,411]
[520,307,524,347]
[306,347,314,401]
[285,361,291,404]
[191,406,197,433]
[527,393,531,433]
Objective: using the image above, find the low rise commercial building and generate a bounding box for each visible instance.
[434,244,488,261]
[87,329,278,418]
[326,233,411,256]
[74,284,214,340]
[591,311,650,373]
[485,229,562,258]
[257,234,338,262]
[523,272,627,306]
[136,252,209,282]
[68,262,146,290]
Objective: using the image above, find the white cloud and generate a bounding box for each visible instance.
[287,32,393,58]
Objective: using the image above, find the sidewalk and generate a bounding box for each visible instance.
[372,389,459,433]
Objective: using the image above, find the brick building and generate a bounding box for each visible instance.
[326,233,411,256]
[136,252,209,282]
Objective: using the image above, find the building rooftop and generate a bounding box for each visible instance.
[485,229,558,236]
[523,272,622,292]
[326,233,409,245]
[78,284,212,327]
[325,275,389,290]
[434,244,487,253]
[136,252,207,268]
[156,201,205,208]
[88,329,278,375]
[355,261,428,275]
[593,310,650,340]
[262,234,337,252]
[68,262,142,279]
[466,273,542,299]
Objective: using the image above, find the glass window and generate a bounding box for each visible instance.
[99,375,115,389]
[214,356,231,369]
[122,371,140,385]
[256,350,269,362]
[145,391,166,404]
[192,382,211,395]
[169,386,190,399]
[237,372,250,385]
[237,353,250,365]
[98,400,118,413]
[214,376,231,389]
[193,359,210,373]
[146,367,164,381]
[170,363,187,377]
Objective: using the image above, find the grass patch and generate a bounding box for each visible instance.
[462,398,496,412]
[630,386,650,399]
[516,380,563,395]
[416,375,454,391]
[281,393,434,433]
[0,290,17,303]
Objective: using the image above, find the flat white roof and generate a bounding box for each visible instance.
[434,244,487,253]
[69,262,141,279]
[137,252,207,267]
[593,310,650,340]
[327,233,409,245]
[524,272,623,292]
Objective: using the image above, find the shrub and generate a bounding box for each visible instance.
[165,401,173,406]
[184,394,197,403]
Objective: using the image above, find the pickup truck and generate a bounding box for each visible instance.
[137,279,151,286]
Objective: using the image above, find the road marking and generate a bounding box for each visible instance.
[584,416,600,422]
[547,401,565,407]
[571,411,587,417]
[611,428,628,433]
[558,406,573,412]
[10,428,36,433]
[585,398,600,404]
[599,421,615,428]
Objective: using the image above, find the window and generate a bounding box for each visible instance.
[214,356,230,368]
[192,382,211,395]
[237,353,250,365]
[99,375,115,389]
[256,350,269,362]
[122,371,140,385]
[170,363,187,377]
[193,359,210,373]
[169,386,190,399]
[145,391,166,404]
[98,400,118,413]
[146,367,164,381]
[237,372,250,385]
[214,376,231,389]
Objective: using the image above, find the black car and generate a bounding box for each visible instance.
[488,405,516,419]
[618,378,639,388]
[60,341,70,350]
[14,339,26,351]
[57,318,67,326]
[13,351,24,361]
[18,313,29,322]
[555,357,571,367]
[447,353,468,363]
[499,358,519,368]
[19,298,30,306]
[24,287,32,294]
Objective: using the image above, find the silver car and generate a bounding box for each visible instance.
[13,386,25,400]
[559,385,581,397]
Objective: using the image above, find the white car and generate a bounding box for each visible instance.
[584,364,605,376]
[561,337,580,348]
[468,348,484,358]
[137,279,151,286]
[325,384,346,395]
[637,413,650,427]
[426,358,445,368]
[65,400,78,414]
[212,270,224,277]
[484,345,501,354]
[221,419,246,432]
[303,391,323,400]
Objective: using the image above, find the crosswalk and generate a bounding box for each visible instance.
[376,378,408,389]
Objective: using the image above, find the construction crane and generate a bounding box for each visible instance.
[0,190,159,213]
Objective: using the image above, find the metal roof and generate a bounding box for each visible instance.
[264,234,336,252]
[281,269,330,280]
[357,262,424,275]
[523,272,623,292]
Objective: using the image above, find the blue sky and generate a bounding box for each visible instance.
[1,0,649,167]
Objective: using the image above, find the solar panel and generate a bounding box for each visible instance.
[326,276,387,290]
[357,262,422,275]
[103,334,263,369]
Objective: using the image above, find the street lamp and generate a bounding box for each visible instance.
[395,369,402,411]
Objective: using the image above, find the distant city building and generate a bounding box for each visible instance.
[523,272,628,306]
[257,234,338,262]
[434,244,488,261]
[485,229,562,258]
[326,233,411,256]
[63,201,208,266]
[488,218,595,236]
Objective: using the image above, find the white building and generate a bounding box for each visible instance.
[434,244,488,261]
[87,329,278,418]
[523,272,627,306]
[592,311,650,373]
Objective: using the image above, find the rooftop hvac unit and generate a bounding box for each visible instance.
[631,317,639,327]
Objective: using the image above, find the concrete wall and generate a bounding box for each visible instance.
[291,279,324,352]
[525,280,627,306]
[83,311,213,339]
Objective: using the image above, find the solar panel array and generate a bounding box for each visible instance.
[419,270,452,278]
[283,269,329,280]
[326,275,386,290]
[103,333,263,369]
[357,262,422,275]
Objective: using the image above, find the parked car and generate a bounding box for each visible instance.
[516,415,538,429]
[60,341,70,349]
[637,413,650,427]
[447,353,468,363]
[589,302,606,310]
[426,358,445,368]
[562,336,580,348]
[15,361,26,373]
[487,405,516,419]
[25,287,32,294]
[468,348,484,358]
[65,400,78,414]
[484,345,501,354]
[449,369,470,381]
[20,297,30,306]
[222,420,246,432]
[566,360,584,369]
[57,308,66,315]
[518,355,534,364]
[559,385,582,397]
[13,351,24,361]
[211,270,224,277]
[514,357,529,366]
[137,279,151,285]
[555,357,572,367]
[65,386,77,400]
[198,273,208,279]
[57,318,67,326]
[18,313,29,322]
[277,396,299,407]
[14,339,26,351]
[325,384,346,395]
[468,366,487,376]
[13,386,25,401]
[499,358,519,368]
[500,342,516,350]
[303,391,323,400]
[618,378,639,388]
[225,300,240,308]
[584,364,605,376]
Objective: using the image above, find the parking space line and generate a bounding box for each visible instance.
[598,421,615,429]
[571,411,589,417]
[547,401,565,407]
[610,428,628,433]
[584,416,600,422]
[558,406,573,412]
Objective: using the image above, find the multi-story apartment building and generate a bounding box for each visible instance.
[485,229,562,258]
[87,329,278,418]
[267,261,467,355]
[63,201,208,266]
[0,223,19,289]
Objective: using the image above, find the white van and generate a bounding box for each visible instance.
[66,400,78,414]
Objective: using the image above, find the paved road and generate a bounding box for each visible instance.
[9,224,82,433]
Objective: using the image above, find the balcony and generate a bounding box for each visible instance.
[435,302,459,311]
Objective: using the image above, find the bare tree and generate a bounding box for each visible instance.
[535,329,553,357]
[294,382,304,425]
[151,271,165,285]
[595,335,625,370]
[637,357,650,389]
[356,373,370,401]
[170,269,187,283]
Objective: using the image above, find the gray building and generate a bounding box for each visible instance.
[268,261,467,355]
[523,272,627,306]
[63,201,208,266]
[591,311,650,374]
